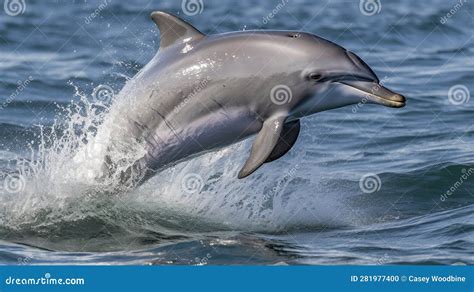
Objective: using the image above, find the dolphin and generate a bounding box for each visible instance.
[94,11,405,186]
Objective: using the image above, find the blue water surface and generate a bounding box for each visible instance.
[0,0,472,265]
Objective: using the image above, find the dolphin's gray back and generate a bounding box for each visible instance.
[96,11,405,186]
[114,32,301,177]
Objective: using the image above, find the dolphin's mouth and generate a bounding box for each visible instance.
[340,80,406,108]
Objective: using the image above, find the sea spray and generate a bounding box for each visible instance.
[0,79,352,240]
[0,81,147,230]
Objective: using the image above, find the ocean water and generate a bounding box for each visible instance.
[0,0,473,265]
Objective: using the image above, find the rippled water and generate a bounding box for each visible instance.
[0,0,473,265]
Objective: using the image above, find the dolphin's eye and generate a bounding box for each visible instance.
[288,33,300,38]
[308,73,323,81]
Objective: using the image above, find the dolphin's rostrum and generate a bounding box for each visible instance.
[98,11,406,186]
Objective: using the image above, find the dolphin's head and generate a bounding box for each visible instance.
[283,32,405,117]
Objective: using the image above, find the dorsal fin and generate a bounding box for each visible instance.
[150,11,205,50]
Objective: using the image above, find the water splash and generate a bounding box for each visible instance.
[0,81,146,231]
[0,80,356,252]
